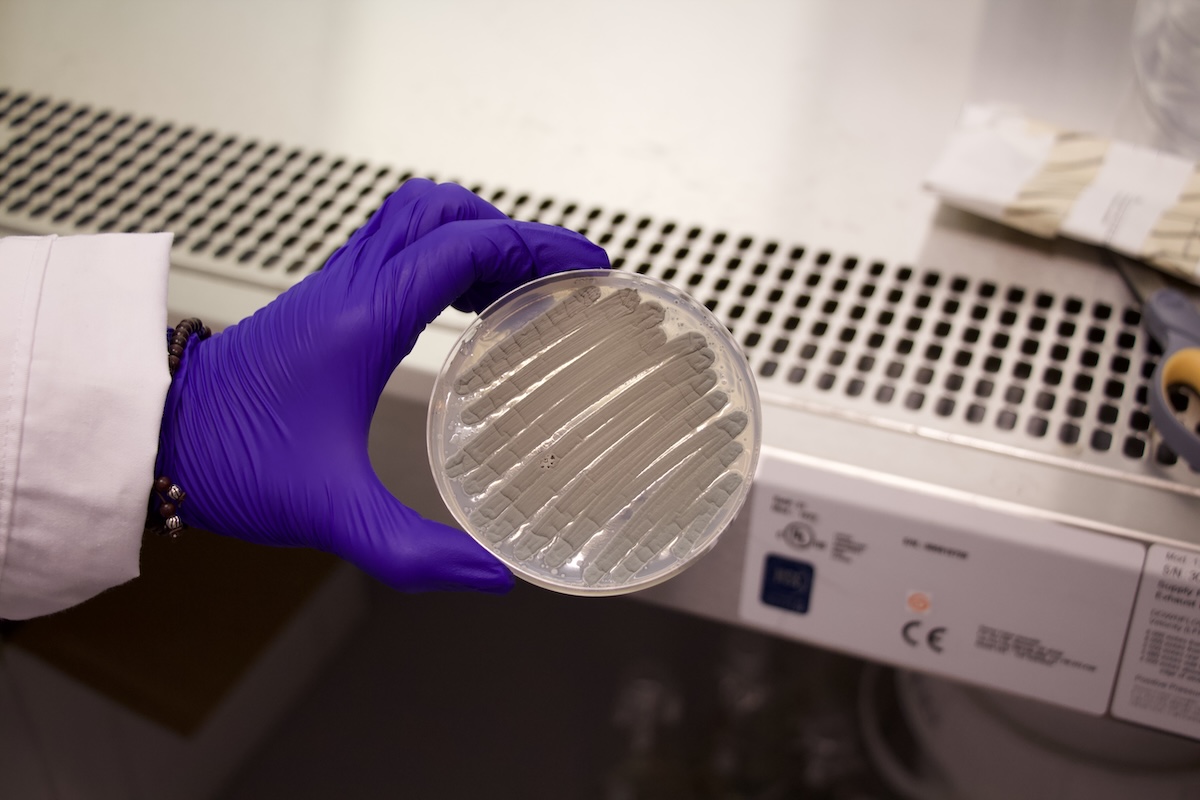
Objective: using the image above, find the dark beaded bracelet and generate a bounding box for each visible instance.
[146,476,187,538]
[148,318,211,536]
[167,317,211,377]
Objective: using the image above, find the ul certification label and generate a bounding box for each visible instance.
[738,448,1146,714]
[1112,545,1200,738]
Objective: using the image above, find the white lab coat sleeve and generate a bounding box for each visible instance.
[0,233,171,619]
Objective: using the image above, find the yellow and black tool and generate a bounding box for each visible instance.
[1114,254,1200,469]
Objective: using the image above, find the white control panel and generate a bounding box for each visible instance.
[1113,545,1200,739]
[739,447,1149,716]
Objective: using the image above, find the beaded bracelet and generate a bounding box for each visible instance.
[167,317,211,376]
[148,476,187,538]
[147,318,211,537]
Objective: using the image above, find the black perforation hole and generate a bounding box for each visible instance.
[1123,436,1146,459]
[1158,443,1179,466]
[1060,423,1080,445]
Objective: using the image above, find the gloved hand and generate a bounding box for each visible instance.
[157,179,610,593]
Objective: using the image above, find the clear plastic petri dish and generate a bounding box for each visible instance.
[428,269,761,596]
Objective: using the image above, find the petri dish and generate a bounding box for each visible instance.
[428,269,761,596]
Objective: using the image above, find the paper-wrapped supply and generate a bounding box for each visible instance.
[925,105,1200,284]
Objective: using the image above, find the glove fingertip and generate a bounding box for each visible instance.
[345,512,516,594]
[514,222,612,274]
[413,521,515,594]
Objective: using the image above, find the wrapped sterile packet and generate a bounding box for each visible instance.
[925,104,1200,284]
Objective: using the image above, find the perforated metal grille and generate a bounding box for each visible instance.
[0,91,407,287]
[2,88,1197,490]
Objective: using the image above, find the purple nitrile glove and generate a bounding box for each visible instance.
[157,180,610,593]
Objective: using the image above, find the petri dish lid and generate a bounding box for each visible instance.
[428,269,761,596]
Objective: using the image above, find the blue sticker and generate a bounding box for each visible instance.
[761,554,814,614]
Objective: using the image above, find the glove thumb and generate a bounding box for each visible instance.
[335,480,515,594]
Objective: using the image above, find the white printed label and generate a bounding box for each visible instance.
[1112,545,1200,738]
[738,448,1146,714]
[1061,141,1195,253]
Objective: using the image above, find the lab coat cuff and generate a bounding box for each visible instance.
[0,233,171,619]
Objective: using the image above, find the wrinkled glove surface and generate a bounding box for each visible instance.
[158,180,610,593]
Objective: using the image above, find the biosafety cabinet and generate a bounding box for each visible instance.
[4,1,1200,798]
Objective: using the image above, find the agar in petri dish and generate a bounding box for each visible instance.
[428,269,761,596]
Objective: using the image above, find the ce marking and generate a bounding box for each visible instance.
[902,620,946,653]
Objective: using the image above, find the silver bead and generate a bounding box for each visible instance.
[167,485,184,501]
[165,516,183,531]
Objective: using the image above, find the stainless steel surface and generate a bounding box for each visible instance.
[0,0,984,262]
